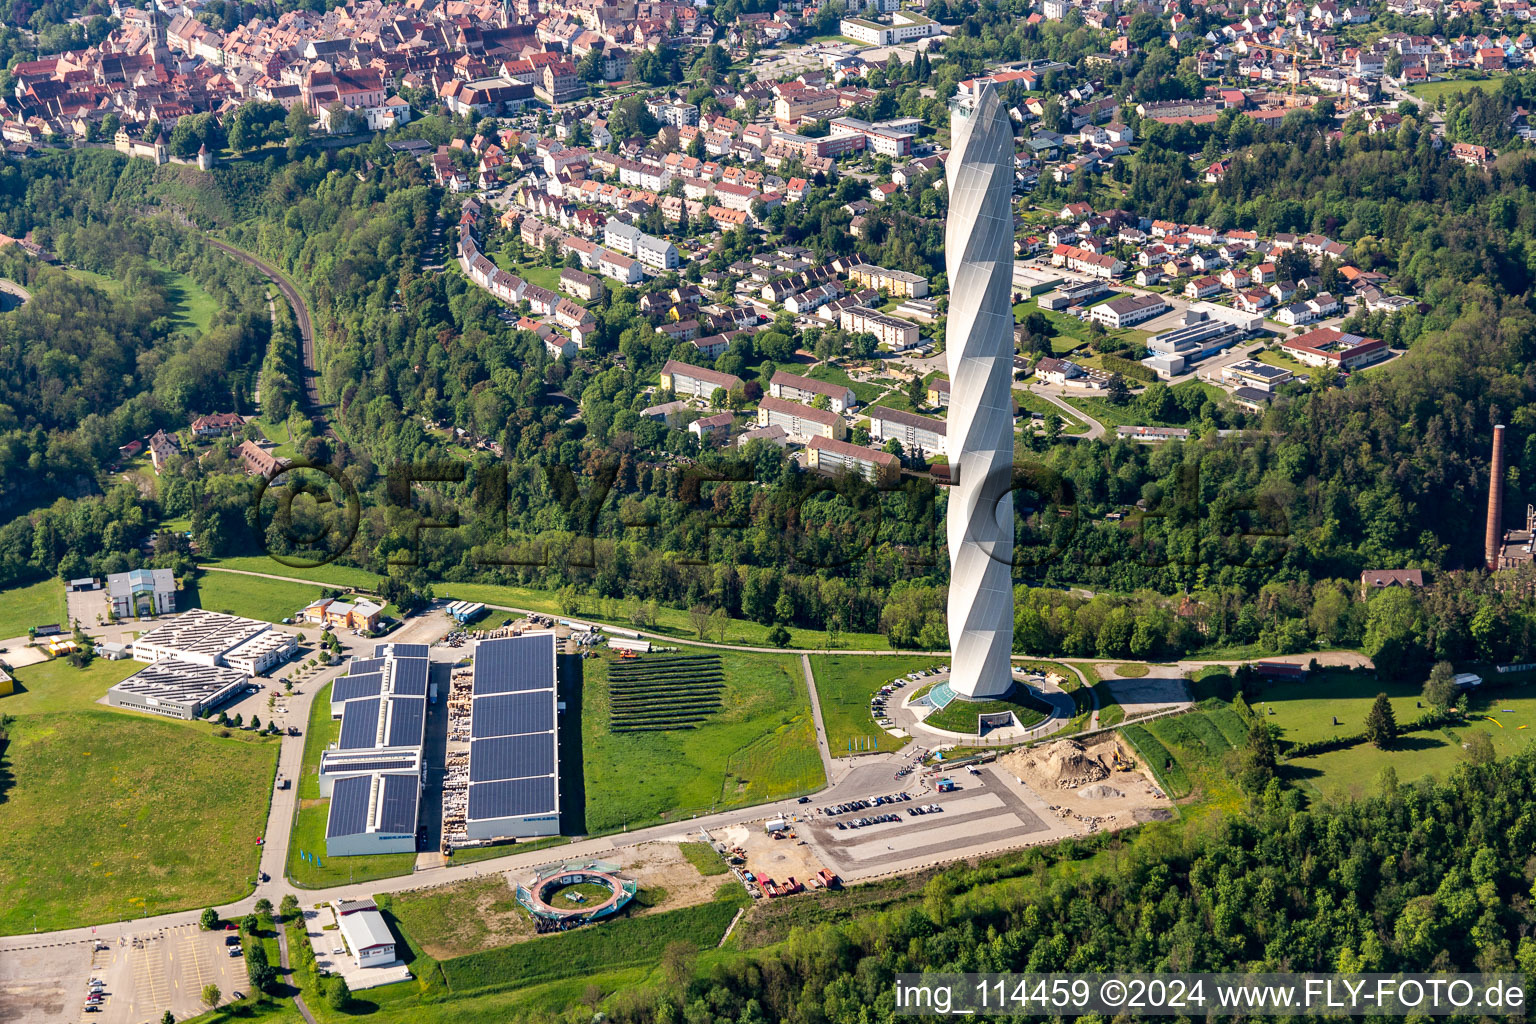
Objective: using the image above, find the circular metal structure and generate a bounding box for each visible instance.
[517,866,636,923]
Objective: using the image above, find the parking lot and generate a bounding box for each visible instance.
[803,764,1074,881]
[0,923,249,1024]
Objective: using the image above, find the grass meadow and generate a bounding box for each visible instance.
[581,651,823,833]
[0,650,278,931]
[808,654,947,756]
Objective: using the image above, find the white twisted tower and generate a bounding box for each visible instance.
[944,85,1016,700]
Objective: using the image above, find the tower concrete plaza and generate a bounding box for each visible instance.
[944,84,1016,700]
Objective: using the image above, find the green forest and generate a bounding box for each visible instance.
[0,95,1532,672]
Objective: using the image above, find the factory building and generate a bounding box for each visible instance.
[107,660,250,720]
[458,633,562,841]
[131,609,297,675]
[322,646,430,857]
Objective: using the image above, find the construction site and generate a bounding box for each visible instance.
[997,735,1175,833]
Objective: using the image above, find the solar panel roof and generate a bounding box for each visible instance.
[470,691,554,738]
[386,696,426,748]
[467,776,557,820]
[338,697,381,749]
[332,673,384,704]
[376,642,429,659]
[349,657,385,676]
[320,758,416,774]
[377,774,419,834]
[469,733,556,783]
[327,775,372,837]
[390,657,429,696]
[472,634,556,695]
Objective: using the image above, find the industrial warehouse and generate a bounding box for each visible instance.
[104,609,301,720]
[131,608,298,674]
[322,643,432,857]
[444,632,562,846]
[106,659,250,720]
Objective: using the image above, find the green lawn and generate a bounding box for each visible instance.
[1406,76,1494,102]
[188,570,321,624]
[924,686,1052,734]
[437,580,890,651]
[807,654,948,756]
[1271,675,1536,802]
[1256,671,1428,746]
[0,577,65,639]
[582,651,824,833]
[0,709,278,932]
[492,251,564,294]
[67,260,220,334]
[1063,380,1222,429]
[1013,297,1149,352]
[0,655,143,716]
[285,680,418,888]
[1250,347,1312,376]
[805,362,884,405]
[202,557,381,590]
[1014,389,1090,434]
[247,416,301,461]
[678,841,730,875]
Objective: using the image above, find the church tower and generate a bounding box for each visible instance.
[146,1,172,65]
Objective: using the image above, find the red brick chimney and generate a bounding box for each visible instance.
[1486,424,1506,571]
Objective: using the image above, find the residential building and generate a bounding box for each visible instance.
[661,360,743,399]
[769,370,857,413]
[865,407,946,456]
[757,395,845,442]
[805,435,900,483]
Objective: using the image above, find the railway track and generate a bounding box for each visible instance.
[207,238,335,439]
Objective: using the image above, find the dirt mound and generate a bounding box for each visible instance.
[1012,738,1110,790]
[1079,783,1124,799]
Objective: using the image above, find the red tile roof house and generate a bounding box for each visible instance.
[189,412,246,438]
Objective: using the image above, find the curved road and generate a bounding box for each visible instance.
[1030,384,1107,440]
[207,238,333,437]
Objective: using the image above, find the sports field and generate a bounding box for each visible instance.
[581,651,823,833]
[808,654,947,756]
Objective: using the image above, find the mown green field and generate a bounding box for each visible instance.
[1277,679,1536,802]
[808,654,947,756]
[582,651,823,833]
[437,580,891,650]
[0,656,142,715]
[0,577,65,639]
[201,557,382,590]
[0,706,277,932]
[1406,76,1494,102]
[67,260,221,334]
[1256,672,1427,745]
[189,570,322,623]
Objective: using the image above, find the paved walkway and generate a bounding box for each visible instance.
[1030,385,1107,440]
[800,654,837,784]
